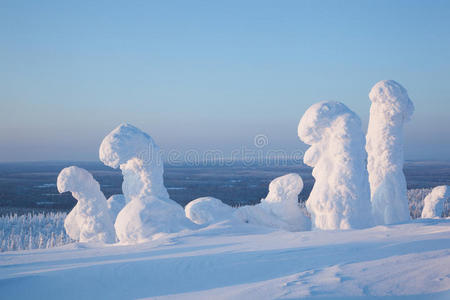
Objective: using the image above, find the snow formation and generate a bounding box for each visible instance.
[235,173,310,231]
[107,194,127,221]
[185,197,235,225]
[57,166,115,243]
[298,101,373,230]
[421,185,450,218]
[366,80,414,225]
[99,123,193,243]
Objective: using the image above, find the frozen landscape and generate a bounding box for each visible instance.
[1,80,450,299]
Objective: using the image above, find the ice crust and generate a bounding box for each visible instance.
[366,80,414,225]
[298,101,373,230]
[57,166,116,243]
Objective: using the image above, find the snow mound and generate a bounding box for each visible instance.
[235,173,310,231]
[57,166,115,243]
[298,101,373,230]
[366,80,414,225]
[100,124,193,243]
[421,186,450,218]
[107,194,127,221]
[185,197,235,225]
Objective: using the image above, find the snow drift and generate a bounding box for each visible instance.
[421,185,450,218]
[366,80,414,225]
[57,166,115,243]
[99,123,193,243]
[298,101,373,230]
[235,173,310,231]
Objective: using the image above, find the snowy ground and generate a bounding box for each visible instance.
[1,219,450,300]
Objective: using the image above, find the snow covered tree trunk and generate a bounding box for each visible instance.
[298,101,373,230]
[366,80,414,225]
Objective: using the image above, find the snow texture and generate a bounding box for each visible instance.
[2,219,450,299]
[298,101,373,230]
[234,173,311,231]
[107,194,127,221]
[366,80,414,225]
[99,123,193,243]
[421,185,450,218]
[57,166,115,243]
[185,197,235,225]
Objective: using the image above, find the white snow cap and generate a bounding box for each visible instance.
[99,123,193,243]
[235,173,311,231]
[99,123,159,169]
[366,80,414,225]
[107,194,127,222]
[421,186,450,218]
[298,101,373,230]
[185,197,235,225]
[57,166,115,243]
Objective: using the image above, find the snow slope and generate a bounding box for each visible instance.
[1,219,450,299]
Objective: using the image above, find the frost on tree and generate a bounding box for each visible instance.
[57,166,116,243]
[185,197,235,226]
[366,80,414,225]
[99,123,193,243]
[421,186,450,218]
[298,101,372,230]
[234,173,310,231]
[107,194,127,221]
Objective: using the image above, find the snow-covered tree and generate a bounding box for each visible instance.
[107,194,127,222]
[234,173,310,231]
[57,166,116,243]
[298,101,373,230]
[99,123,193,243]
[366,80,414,225]
[185,197,235,226]
[421,186,450,218]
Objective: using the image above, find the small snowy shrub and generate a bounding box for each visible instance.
[421,186,450,218]
[57,166,116,243]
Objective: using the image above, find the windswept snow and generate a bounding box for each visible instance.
[100,124,194,243]
[1,220,449,300]
[366,80,414,225]
[298,101,373,230]
[57,166,115,243]
[422,186,450,218]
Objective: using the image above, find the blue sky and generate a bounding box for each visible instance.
[1,0,449,161]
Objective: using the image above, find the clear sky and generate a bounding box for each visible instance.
[1,0,449,162]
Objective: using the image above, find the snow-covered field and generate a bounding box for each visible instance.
[1,187,446,252]
[1,219,449,300]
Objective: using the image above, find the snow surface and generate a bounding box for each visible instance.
[185,197,235,225]
[298,101,373,230]
[366,80,414,225]
[1,219,450,299]
[56,166,115,243]
[422,186,450,218]
[100,124,194,243]
[234,173,310,231]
